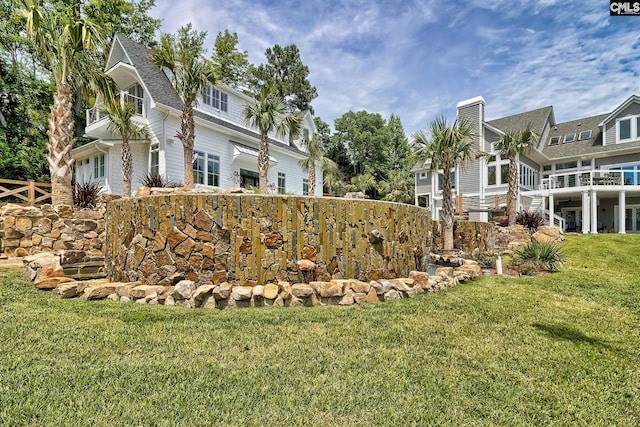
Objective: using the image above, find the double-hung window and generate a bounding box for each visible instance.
[94,154,105,178]
[193,150,220,186]
[278,172,286,194]
[203,87,228,112]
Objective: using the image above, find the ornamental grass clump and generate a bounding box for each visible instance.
[73,180,103,208]
[512,241,566,275]
[516,210,546,232]
[141,173,181,188]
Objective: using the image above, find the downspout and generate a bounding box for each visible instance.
[161,110,170,176]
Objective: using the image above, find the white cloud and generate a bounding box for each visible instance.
[152,0,640,134]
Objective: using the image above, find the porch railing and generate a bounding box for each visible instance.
[539,170,638,191]
[86,92,146,126]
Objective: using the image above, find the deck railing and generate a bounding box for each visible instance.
[86,92,146,126]
[539,170,638,190]
[0,179,52,205]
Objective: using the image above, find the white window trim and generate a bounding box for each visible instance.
[578,130,592,141]
[485,153,509,186]
[193,150,221,187]
[277,172,286,194]
[616,115,640,143]
[93,153,106,179]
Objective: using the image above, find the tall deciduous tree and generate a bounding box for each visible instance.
[387,114,411,171]
[0,55,52,182]
[243,86,302,193]
[84,0,161,47]
[104,98,148,196]
[494,124,538,225]
[413,115,476,251]
[211,30,249,88]
[332,110,391,178]
[21,0,112,205]
[250,44,317,113]
[150,24,216,190]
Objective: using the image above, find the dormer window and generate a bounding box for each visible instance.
[549,136,560,146]
[578,130,592,140]
[619,118,632,141]
[563,133,575,143]
[203,87,228,112]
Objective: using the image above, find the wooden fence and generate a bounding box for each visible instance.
[0,179,52,206]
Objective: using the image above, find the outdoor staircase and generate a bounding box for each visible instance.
[525,196,545,213]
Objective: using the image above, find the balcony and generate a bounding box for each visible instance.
[85,92,148,138]
[539,170,640,192]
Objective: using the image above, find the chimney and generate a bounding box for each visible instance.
[456,96,485,130]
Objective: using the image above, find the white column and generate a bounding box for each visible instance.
[582,190,590,234]
[619,190,626,234]
[590,189,598,233]
[414,175,418,206]
[548,193,554,227]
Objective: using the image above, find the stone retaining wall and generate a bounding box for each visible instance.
[106,194,434,286]
[0,204,105,258]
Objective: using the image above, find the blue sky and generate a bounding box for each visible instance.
[153,0,640,135]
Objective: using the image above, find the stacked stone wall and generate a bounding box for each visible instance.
[0,204,105,257]
[106,194,434,286]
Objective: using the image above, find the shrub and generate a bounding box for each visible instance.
[73,180,103,208]
[516,211,546,232]
[141,173,181,188]
[511,241,566,275]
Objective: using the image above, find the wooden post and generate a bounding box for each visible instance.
[28,180,35,206]
[494,195,499,210]
[455,194,462,216]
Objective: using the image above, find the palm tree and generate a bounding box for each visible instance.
[350,173,375,194]
[413,115,476,252]
[298,135,337,196]
[494,124,539,226]
[150,24,215,190]
[21,0,111,206]
[378,169,414,204]
[103,98,148,196]
[243,86,302,193]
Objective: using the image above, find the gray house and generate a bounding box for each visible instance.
[414,95,640,233]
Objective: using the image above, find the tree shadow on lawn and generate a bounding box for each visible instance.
[531,322,615,351]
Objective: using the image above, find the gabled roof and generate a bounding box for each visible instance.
[598,94,640,126]
[112,34,306,156]
[486,105,554,137]
[114,34,183,110]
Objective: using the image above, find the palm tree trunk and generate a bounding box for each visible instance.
[308,161,316,196]
[121,138,133,196]
[507,157,518,226]
[258,132,269,193]
[441,168,454,252]
[47,81,75,206]
[180,104,195,189]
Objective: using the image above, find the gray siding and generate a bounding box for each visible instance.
[520,154,539,169]
[457,102,483,195]
[595,153,640,168]
[604,102,640,145]
[416,172,431,186]
[485,128,500,146]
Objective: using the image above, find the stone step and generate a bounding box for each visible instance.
[62,260,106,280]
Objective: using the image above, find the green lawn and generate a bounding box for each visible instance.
[1,235,639,426]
